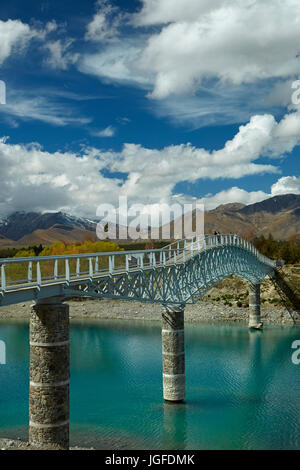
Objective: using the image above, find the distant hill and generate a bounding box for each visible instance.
[240,194,300,215]
[0,212,97,246]
[0,194,299,247]
[204,194,300,239]
[17,224,98,246]
[0,234,13,247]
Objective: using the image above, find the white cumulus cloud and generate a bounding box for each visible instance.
[132,0,226,26]
[1,107,300,217]
[271,176,300,196]
[199,187,269,211]
[134,0,300,99]
[80,0,300,108]
[202,176,300,210]
[0,137,121,217]
[0,19,38,65]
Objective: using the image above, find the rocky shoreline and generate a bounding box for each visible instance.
[0,298,297,325]
[0,437,92,451]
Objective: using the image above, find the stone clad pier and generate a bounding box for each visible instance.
[162,307,185,402]
[29,298,70,449]
[248,282,263,330]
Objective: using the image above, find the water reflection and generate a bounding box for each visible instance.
[162,402,187,450]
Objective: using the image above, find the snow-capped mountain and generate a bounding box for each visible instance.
[0,194,300,246]
[0,211,97,243]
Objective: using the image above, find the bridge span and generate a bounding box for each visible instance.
[0,234,278,449]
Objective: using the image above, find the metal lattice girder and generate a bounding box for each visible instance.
[0,235,276,307]
[62,245,274,306]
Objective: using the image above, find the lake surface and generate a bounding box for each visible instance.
[0,319,299,450]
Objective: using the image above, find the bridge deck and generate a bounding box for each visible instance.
[0,235,277,307]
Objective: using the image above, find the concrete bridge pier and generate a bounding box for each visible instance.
[29,297,70,450]
[162,307,185,402]
[248,282,263,330]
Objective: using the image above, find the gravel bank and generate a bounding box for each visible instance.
[0,438,92,450]
[0,298,296,325]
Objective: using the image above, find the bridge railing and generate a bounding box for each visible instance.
[0,248,178,293]
[0,235,275,294]
[164,234,276,268]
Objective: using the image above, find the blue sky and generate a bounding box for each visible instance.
[0,0,300,218]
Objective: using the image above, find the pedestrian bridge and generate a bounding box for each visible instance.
[0,234,276,308]
[0,234,279,450]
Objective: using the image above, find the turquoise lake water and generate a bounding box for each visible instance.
[0,319,299,450]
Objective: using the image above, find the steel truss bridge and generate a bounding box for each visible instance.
[0,234,277,308]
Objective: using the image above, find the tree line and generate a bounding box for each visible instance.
[0,240,122,259]
[253,234,300,264]
[1,235,299,265]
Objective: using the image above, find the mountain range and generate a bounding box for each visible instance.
[0,193,299,247]
[0,212,97,246]
[205,193,300,239]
